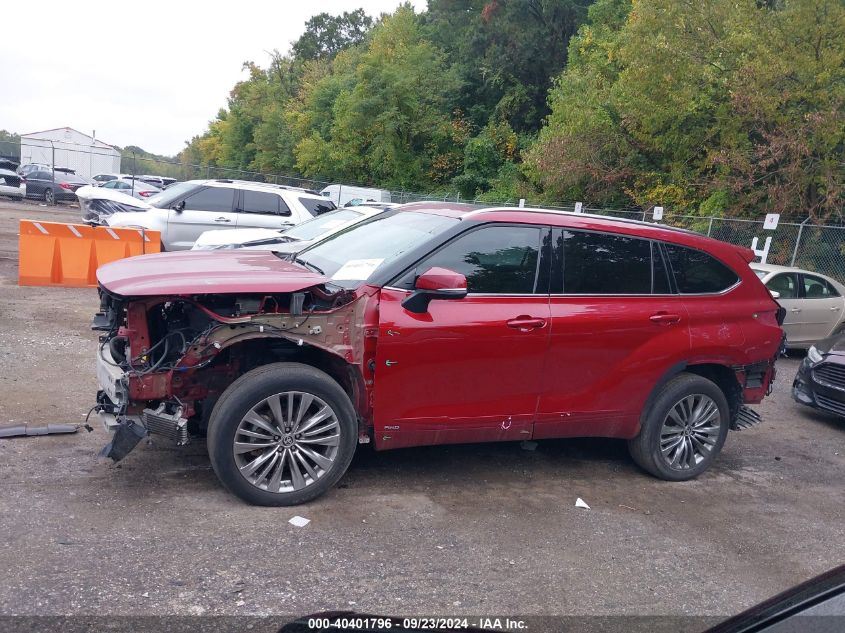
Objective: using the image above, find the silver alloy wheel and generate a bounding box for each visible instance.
[659,394,721,470]
[44,188,54,204]
[233,391,341,493]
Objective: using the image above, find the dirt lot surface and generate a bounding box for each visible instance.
[0,199,843,628]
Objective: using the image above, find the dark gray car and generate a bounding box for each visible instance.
[24,169,90,204]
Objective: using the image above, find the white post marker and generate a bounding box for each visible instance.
[653,206,664,221]
[574,201,583,214]
[751,236,772,264]
[518,198,525,208]
[763,213,780,230]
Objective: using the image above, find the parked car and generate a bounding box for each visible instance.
[0,159,24,200]
[751,263,845,348]
[191,206,388,251]
[24,168,89,203]
[92,173,124,185]
[82,179,338,250]
[99,177,161,199]
[792,329,845,417]
[320,184,391,207]
[17,162,51,177]
[92,203,784,505]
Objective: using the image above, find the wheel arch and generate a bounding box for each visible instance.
[194,335,367,427]
[639,360,742,434]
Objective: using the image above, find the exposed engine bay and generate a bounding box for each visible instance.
[92,283,378,460]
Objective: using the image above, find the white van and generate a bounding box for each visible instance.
[320,184,391,207]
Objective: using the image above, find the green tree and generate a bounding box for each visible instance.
[530,0,845,220]
[291,9,374,62]
[290,6,463,189]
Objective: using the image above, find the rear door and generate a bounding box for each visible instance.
[374,223,551,449]
[799,274,844,341]
[235,190,297,230]
[26,171,50,197]
[167,186,237,249]
[536,231,690,439]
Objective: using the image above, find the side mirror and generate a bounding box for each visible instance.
[770,290,781,299]
[171,200,185,212]
[401,267,468,314]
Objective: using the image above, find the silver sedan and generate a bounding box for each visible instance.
[99,178,161,200]
[751,263,845,348]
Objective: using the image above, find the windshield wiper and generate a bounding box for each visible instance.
[294,257,325,275]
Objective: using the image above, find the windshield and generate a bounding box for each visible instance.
[295,211,458,286]
[753,269,767,279]
[298,197,337,216]
[145,181,198,208]
[283,209,364,241]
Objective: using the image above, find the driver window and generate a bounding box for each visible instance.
[411,225,542,294]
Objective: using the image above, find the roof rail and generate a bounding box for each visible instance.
[467,206,701,237]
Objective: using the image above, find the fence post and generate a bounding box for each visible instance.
[131,152,137,197]
[790,217,811,266]
[707,217,714,236]
[50,141,55,205]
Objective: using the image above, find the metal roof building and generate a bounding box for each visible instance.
[20,127,120,178]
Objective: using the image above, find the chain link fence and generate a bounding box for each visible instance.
[3,137,843,282]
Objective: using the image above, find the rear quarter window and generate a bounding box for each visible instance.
[663,243,739,294]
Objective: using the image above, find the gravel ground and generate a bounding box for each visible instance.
[0,199,843,629]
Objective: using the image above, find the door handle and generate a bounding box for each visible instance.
[790,308,801,313]
[214,217,232,223]
[650,313,681,325]
[506,316,546,330]
[831,307,841,311]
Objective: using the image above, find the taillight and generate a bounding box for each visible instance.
[60,182,72,190]
[138,190,154,197]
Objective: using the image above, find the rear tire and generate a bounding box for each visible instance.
[628,373,729,481]
[44,188,54,205]
[207,363,357,506]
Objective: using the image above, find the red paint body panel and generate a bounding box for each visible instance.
[535,295,691,440]
[373,288,550,449]
[97,250,327,296]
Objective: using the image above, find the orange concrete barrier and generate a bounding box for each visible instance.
[18,220,161,287]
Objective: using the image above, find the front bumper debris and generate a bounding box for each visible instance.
[99,419,146,461]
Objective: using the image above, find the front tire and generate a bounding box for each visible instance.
[207,363,357,506]
[628,373,729,481]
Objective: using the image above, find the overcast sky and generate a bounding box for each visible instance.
[1,0,426,156]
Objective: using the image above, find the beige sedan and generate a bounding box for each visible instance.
[751,263,845,348]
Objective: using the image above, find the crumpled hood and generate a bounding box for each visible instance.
[75,185,151,209]
[97,249,328,296]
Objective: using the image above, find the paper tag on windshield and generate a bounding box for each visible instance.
[331,258,384,281]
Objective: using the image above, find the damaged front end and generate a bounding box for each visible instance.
[92,281,377,461]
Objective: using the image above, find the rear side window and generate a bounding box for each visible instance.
[803,275,839,298]
[241,190,281,215]
[663,243,739,294]
[184,187,235,213]
[299,197,337,216]
[562,230,652,294]
[417,225,542,294]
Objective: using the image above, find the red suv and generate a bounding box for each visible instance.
[93,203,784,505]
